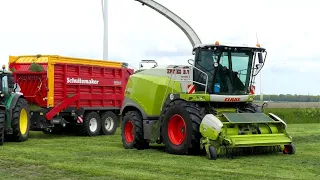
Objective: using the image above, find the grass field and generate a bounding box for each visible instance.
[256,102,320,108]
[264,108,320,124]
[0,123,319,180]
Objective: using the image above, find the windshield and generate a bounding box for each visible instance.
[194,49,253,95]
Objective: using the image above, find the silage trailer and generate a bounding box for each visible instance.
[9,54,134,136]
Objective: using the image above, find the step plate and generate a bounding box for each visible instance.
[223,113,275,123]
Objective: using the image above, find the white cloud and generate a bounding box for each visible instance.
[0,0,319,95]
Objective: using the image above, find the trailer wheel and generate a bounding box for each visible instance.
[0,110,5,145]
[100,111,118,135]
[161,100,205,155]
[82,111,101,136]
[121,111,147,149]
[11,98,30,142]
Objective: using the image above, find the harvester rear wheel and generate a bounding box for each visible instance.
[0,110,5,145]
[11,98,30,142]
[121,111,147,149]
[82,111,101,136]
[161,100,205,155]
[100,111,118,135]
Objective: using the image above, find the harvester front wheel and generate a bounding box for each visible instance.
[0,110,5,145]
[283,144,296,155]
[161,101,204,155]
[11,98,30,142]
[82,111,101,136]
[100,111,118,135]
[121,111,147,149]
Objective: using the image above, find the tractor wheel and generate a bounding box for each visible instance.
[0,110,5,145]
[100,111,118,135]
[161,100,205,155]
[11,98,30,142]
[81,111,101,136]
[121,111,147,149]
[283,144,296,155]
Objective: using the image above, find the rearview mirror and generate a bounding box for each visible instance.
[258,52,264,63]
[187,59,195,66]
[13,83,20,93]
[139,59,157,70]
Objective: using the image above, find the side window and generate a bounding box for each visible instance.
[231,52,250,85]
[2,76,8,93]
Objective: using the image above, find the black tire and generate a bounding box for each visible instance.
[121,111,147,149]
[0,110,5,146]
[207,146,218,160]
[283,144,296,155]
[11,98,30,142]
[161,100,205,155]
[100,111,118,135]
[81,111,101,136]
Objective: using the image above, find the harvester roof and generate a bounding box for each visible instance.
[193,42,266,52]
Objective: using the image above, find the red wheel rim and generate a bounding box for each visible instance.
[124,120,134,143]
[284,145,290,154]
[167,114,186,145]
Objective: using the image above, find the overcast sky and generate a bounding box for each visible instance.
[0,0,319,95]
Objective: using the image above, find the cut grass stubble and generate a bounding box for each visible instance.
[0,123,319,180]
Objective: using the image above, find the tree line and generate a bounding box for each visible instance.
[253,94,320,102]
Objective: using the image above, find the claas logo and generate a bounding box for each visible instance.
[224,98,240,102]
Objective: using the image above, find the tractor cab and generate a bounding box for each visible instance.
[0,65,17,101]
[192,42,266,95]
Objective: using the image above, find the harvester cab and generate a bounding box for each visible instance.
[191,42,265,97]
[0,65,30,146]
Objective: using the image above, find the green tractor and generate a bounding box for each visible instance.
[0,65,30,146]
[120,42,295,159]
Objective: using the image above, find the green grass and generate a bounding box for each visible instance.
[1,124,320,180]
[265,108,320,124]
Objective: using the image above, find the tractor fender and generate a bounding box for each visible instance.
[8,93,25,119]
[120,97,148,119]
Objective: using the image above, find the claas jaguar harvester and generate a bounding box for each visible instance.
[120,0,295,160]
[9,55,133,136]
